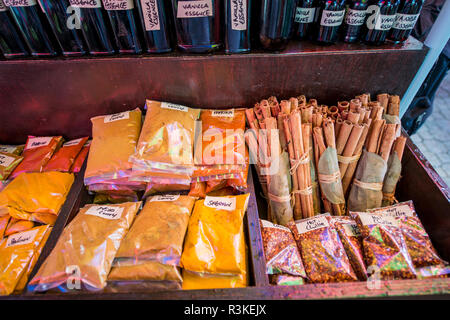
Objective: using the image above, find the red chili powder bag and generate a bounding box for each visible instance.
[44,137,88,172]
[70,140,91,173]
[289,213,357,283]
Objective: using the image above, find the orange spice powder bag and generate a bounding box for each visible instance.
[70,140,91,173]
[5,218,35,237]
[10,136,63,179]
[44,137,88,172]
[143,182,190,198]
[182,268,248,290]
[180,194,250,275]
[0,225,51,295]
[0,216,9,239]
[0,152,23,180]
[188,181,207,198]
[85,109,142,184]
[28,202,141,292]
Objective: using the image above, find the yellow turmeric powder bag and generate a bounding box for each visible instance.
[28,202,140,292]
[115,195,196,265]
[182,270,247,290]
[0,225,51,295]
[0,152,23,180]
[85,108,142,184]
[0,172,74,224]
[180,194,250,275]
[5,218,35,237]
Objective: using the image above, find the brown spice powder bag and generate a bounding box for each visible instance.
[28,202,141,292]
[108,261,182,282]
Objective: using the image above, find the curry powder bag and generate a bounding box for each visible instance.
[143,182,190,198]
[108,261,182,282]
[44,137,88,172]
[182,269,247,290]
[180,194,249,275]
[28,202,141,292]
[0,225,51,295]
[0,152,23,180]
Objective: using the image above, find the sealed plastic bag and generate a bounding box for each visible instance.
[143,182,190,198]
[351,211,416,280]
[70,140,91,173]
[5,218,35,237]
[180,194,250,275]
[260,219,307,277]
[182,269,247,290]
[0,152,23,180]
[0,225,51,295]
[93,192,139,204]
[0,172,74,224]
[28,202,141,292]
[0,216,9,239]
[269,274,305,286]
[108,261,182,282]
[84,109,142,184]
[289,213,357,283]
[44,137,88,172]
[188,181,207,198]
[10,136,63,179]
[0,144,24,156]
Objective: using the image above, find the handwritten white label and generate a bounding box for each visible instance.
[140,0,160,31]
[392,13,420,30]
[345,8,367,26]
[0,145,17,153]
[366,5,395,31]
[296,216,329,234]
[150,194,180,202]
[343,223,361,237]
[230,0,247,30]
[320,9,345,27]
[177,0,213,18]
[68,0,101,8]
[26,137,52,150]
[160,102,188,112]
[261,219,291,232]
[0,0,8,11]
[204,196,236,211]
[104,111,130,123]
[6,228,39,248]
[370,204,415,218]
[63,138,83,147]
[211,109,234,117]
[0,153,16,167]
[102,0,133,10]
[4,0,37,6]
[358,212,398,227]
[85,205,124,220]
[295,7,316,24]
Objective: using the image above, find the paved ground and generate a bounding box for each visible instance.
[410,74,450,186]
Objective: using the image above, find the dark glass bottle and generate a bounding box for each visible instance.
[38,0,87,56]
[361,0,400,45]
[6,0,58,56]
[259,0,296,51]
[292,0,317,39]
[0,1,29,58]
[171,0,221,53]
[225,0,252,53]
[136,0,172,53]
[341,0,368,43]
[315,0,346,45]
[68,0,115,55]
[388,0,423,43]
[102,0,142,54]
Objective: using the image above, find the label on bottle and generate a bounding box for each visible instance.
[104,111,130,123]
[295,7,316,24]
[140,0,160,31]
[392,13,420,30]
[25,137,52,150]
[365,5,396,31]
[160,102,188,112]
[320,9,345,27]
[204,196,236,211]
[85,205,124,220]
[6,228,39,248]
[345,8,367,26]
[68,0,101,8]
[4,0,37,7]
[150,194,180,202]
[0,153,15,167]
[230,0,247,30]
[177,0,213,18]
[102,0,133,10]
[0,0,8,11]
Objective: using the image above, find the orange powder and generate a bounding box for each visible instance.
[4,218,35,237]
[70,140,91,173]
[188,181,206,198]
[44,137,88,172]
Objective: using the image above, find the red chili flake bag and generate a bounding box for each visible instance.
[70,140,91,173]
[330,216,367,281]
[44,137,89,172]
[351,211,416,280]
[260,219,307,278]
[368,201,447,268]
[289,213,357,283]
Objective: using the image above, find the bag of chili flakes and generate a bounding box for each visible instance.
[350,211,416,280]
[289,213,357,283]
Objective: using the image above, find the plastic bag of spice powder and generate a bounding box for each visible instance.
[367,201,447,268]
[350,211,416,280]
[260,219,307,278]
[289,213,357,283]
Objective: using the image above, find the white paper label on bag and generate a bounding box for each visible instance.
[141,0,160,31]
[26,137,52,150]
[371,204,415,218]
[102,0,134,10]
[296,216,329,234]
[211,109,234,117]
[204,196,236,211]
[68,0,101,8]
[63,138,83,147]
[85,205,124,220]
[261,219,291,232]
[345,8,367,26]
[0,0,8,11]
[320,9,345,27]
[150,194,180,202]
[104,111,130,123]
[160,102,188,112]
[0,145,17,153]
[230,0,247,30]
[0,153,16,167]
[358,212,398,227]
[177,0,213,18]
[295,7,316,24]
[343,223,361,237]
[4,0,37,7]
[6,228,39,248]
[392,13,420,30]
